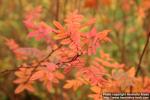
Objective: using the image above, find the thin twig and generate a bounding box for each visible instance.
[24,45,62,83]
[56,53,81,67]
[135,32,150,77]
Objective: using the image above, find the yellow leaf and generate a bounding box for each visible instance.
[63,79,83,91]
[90,86,101,93]
[63,80,74,89]
[54,33,68,40]
[73,80,82,91]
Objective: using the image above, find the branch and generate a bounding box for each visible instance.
[56,53,81,67]
[24,45,62,83]
[0,65,26,76]
[135,32,150,77]
[0,45,62,80]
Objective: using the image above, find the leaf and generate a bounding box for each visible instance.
[15,71,24,78]
[63,79,83,91]
[63,80,74,89]
[5,39,19,50]
[60,38,71,45]
[127,67,135,77]
[99,30,111,40]
[53,21,65,31]
[73,80,82,90]
[95,51,124,69]
[27,22,54,42]
[24,6,42,21]
[85,28,111,55]
[90,86,101,93]
[64,10,84,48]
[13,79,26,84]
[81,18,96,28]
[15,83,35,94]
[42,62,58,71]
[54,71,65,80]
[25,84,35,93]
[15,47,45,60]
[46,81,51,92]
[30,70,44,81]
[65,10,83,27]
[54,33,68,40]
[89,27,97,37]
[15,84,25,94]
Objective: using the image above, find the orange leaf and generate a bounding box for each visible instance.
[30,70,44,81]
[54,71,65,80]
[81,18,96,28]
[73,80,82,91]
[15,84,25,94]
[90,86,101,93]
[60,38,71,45]
[26,84,35,93]
[46,83,51,92]
[53,21,65,31]
[54,33,68,40]
[13,78,26,84]
[63,80,83,91]
[63,80,74,89]
[127,67,135,77]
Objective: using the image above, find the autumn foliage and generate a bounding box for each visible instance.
[2,3,150,100]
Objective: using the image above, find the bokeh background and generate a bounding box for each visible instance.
[0,0,150,100]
